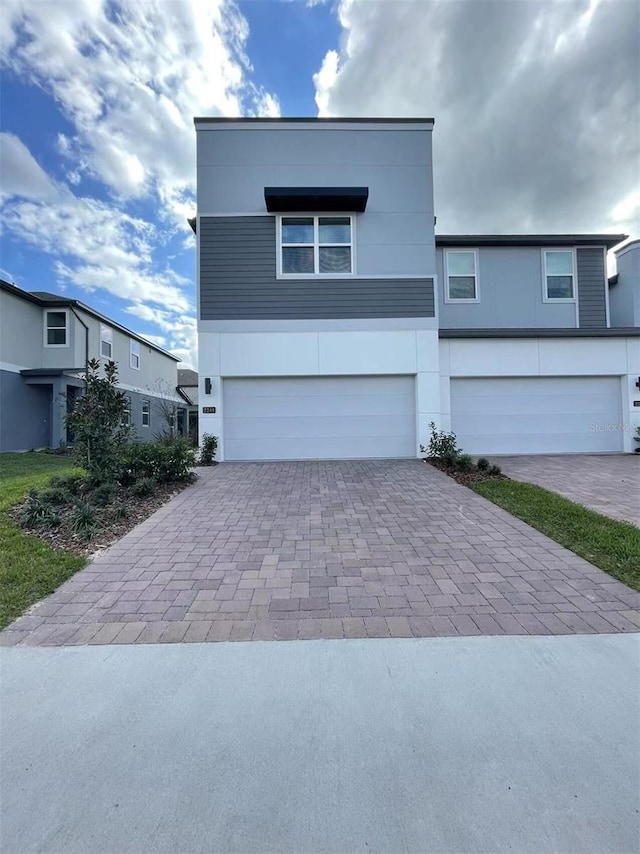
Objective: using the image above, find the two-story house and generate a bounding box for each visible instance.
[193,117,639,460]
[0,280,183,452]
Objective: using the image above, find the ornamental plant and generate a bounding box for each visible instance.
[65,358,132,484]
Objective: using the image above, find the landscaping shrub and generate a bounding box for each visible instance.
[50,474,85,495]
[91,483,118,507]
[38,486,72,506]
[476,457,490,471]
[21,494,60,528]
[65,358,132,485]
[199,433,218,466]
[421,422,461,462]
[454,453,474,472]
[489,464,502,476]
[119,438,196,485]
[131,477,157,498]
[68,500,98,541]
[111,502,130,520]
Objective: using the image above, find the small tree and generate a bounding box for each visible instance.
[150,379,180,441]
[66,358,132,483]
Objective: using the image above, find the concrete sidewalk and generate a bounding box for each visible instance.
[2,634,638,853]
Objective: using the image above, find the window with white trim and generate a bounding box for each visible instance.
[543,250,574,300]
[279,216,352,275]
[141,399,151,427]
[44,310,68,346]
[130,339,140,370]
[445,250,478,301]
[100,324,113,359]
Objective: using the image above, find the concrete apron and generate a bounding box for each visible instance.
[1,633,639,854]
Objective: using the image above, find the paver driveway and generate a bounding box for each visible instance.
[496,454,640,527]
[2,461,638,646]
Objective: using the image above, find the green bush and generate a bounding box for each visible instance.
[455,453,474,472]
[91,483,118,507]
[49,474,86,495]
[111,503,130,520]
[131,477,157,498]
[21,495,60,528]
[119,438,196,485]
[489,464,502,477]
[68,500,98,541]
[421,422,461,462]
[199,433,218,465]
[476,457,490,471]
[65,359,132,485]
[38,486,72,506]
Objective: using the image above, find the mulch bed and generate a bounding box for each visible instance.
[11,479,196,558]
[425,458,508,487]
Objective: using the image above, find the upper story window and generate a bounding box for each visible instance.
[445,250,479,302]
[100,324,113,359]
[44,310,68,347]
[141,399,151,427]
[279,216,353,276]
[543,250,575,300]
[130,340,140,370]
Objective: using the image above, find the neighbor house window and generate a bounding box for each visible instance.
[543,250,575,300]
[100,324,113,359]
[141,399,150,427]
[44,310,68,346]
[279,216,352,275]
[445,250,479,302]
[130,340,140,370]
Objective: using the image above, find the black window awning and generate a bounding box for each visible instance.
[264,186,369,213]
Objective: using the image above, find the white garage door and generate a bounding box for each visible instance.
[450,376,623,455]
[223,376,416,461]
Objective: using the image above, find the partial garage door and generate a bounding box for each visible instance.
[450,376,623,455]
[223,375,416,461]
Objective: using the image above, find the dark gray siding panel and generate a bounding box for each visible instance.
[0,371,51,451]
[577,248,607,328]
[200,216,435,319]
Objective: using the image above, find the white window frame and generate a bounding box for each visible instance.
[43,309,69,348]
[444,249,480,303]
[100,324,113,359]
[542,248,576,303]
[141,398,151,428]
[277,214,355,278]
[130,339,140,370]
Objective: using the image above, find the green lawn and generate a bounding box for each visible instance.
[473,479,640,591]
[0,452,86,630]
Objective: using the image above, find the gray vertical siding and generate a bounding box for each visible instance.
[199,216,435,320]
[577,248,607,328]
[0,371,51,451]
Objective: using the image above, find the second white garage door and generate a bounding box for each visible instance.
[450,376,623,455]
[223,376,416,461]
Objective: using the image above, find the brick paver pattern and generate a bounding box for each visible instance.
[496,454,640,527]
[2,461,638,646]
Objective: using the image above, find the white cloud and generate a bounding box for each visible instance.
[1,0,281,369]
[2,0,280,222]
[313,0,640,237]
[0,132,63,203]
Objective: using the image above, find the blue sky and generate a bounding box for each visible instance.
[1,0,638,367]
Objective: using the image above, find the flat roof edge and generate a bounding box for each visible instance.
[194,116,435,125]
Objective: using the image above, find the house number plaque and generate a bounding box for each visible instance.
[202,406,217,414]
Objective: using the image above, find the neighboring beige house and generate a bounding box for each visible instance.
[0,279,183,451]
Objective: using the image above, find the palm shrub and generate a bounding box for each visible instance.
[65,359,132,485]
[199,433,218,465]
